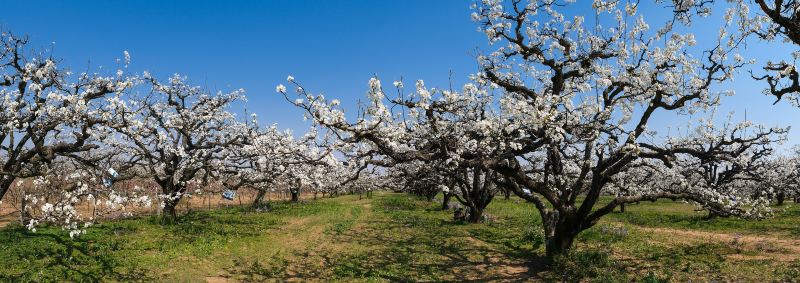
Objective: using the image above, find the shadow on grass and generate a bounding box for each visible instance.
[223,194,549,282]
[0,225,154,282]
[0,203,300,282]
[330,218,548,282]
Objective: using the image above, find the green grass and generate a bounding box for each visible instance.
[598,198,800,235]
[0,193,799,282]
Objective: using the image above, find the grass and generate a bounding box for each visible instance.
[602,199,800,235]
[0,193,799,282]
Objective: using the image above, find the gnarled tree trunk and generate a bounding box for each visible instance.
[253,189,267,206]
[451,167,497,223]
[163,200,179,220]
[425,190,437,201]
[0,176,13,203]
[544,231,577,260]
[540,210,580,261]
[467,206,484,223]
[442,192,452,210]
[158,180,185,222]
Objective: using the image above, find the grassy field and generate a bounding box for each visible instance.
[1,192,799,282]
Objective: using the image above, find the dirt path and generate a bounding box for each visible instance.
[459,236,533,280]
[273,199,374,281]
[204,203,340,283]
[633,226,800,262]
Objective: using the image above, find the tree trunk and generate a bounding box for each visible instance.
[155,177,186,222]
[776,191,786,206]
[540,213,578,262]
[0,176,13,203]
[504,189,510,200]
[705,210,720,220]
[545,232,576,260]
[535,209,581,262]
[619,203,626,213]
[162,201,178,221]
[442,193,452,210]
[467,206,483,223]
[253,190,267,206]
[19,188,29,225]
[291,190,299,202]
[425,190,437,202]
[160,186,184,222]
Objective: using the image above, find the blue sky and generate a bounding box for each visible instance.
[2,1,798,146]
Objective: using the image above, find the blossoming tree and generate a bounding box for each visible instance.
[670,0,800,103]
[0,32,134,202]
[108,74,245,220]
[611,116,786,219]
[219,120,341,206]
[468,0,766,259]
[278,0,783,260]
[280,75,512,222]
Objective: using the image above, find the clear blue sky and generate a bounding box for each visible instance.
[2,1,798,146]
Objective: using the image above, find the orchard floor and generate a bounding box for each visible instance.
[1,192,799,282]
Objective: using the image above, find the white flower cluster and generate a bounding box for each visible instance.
[19,165,152,237]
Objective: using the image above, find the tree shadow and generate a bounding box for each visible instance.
[0,227,155,282]
[224,198,549,282]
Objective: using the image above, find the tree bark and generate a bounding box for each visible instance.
[291,190,299,202]
[159,181,184,222]
[425,190,437,202]
[467,206,483,223]
[253,190,266,206]
[619,203,626,213]
[0,176,13,203]
[545,232,576,260]
[162,201,178,221]
[705,210,720,220]
[442,193,452,210]
[541,213,578,261]
[776,191,785,206]
[19,188,29,225]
